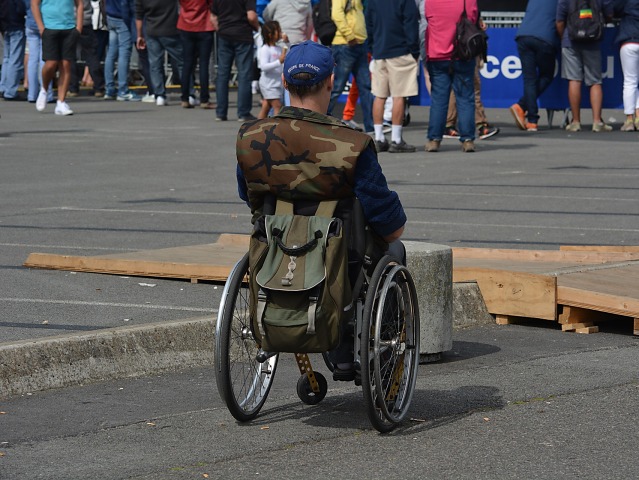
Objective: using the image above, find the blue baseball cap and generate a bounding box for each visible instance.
[283,41,334,86]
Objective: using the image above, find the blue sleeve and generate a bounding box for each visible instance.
[404,0,420,58]
[556,0,567,22]
[352,145,407,238]
[237,164,250,205]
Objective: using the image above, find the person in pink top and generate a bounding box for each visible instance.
[178,0,215,109]
[424,0,479,153]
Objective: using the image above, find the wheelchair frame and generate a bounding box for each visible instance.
[215,242,420,432]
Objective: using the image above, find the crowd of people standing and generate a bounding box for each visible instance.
[1,0,638,145]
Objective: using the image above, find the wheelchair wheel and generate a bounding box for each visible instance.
[215,253,278,422]
[296,371,328,405]
[361,255,420,432]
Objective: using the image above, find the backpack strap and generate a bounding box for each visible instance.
[307,290,319,334]
[314,199,338,218]
[275,198,294,215]
[256,289,267,337]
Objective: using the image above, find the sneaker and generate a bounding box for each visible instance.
[426,139,440,152]
[188,95,200,107]
[238,114,257,122]
[620,119,636,131]
[525,123,538,132]
[103,93,116,100]
[565,122,581,132]
[141,92,156,103]
[94,91,105,98]
[461,139,475,152]
[181,101,194,109]
[592,121,612,132]
[443,126,460,139]
[117,92,141,102]
[509,103,526,130]
[54,101,74,116]
[36,89,47,112]
[156,96,167,106]
[478,124,499,140]
[382,121,392,134]
[388,139,416,153]
[342,119,363,131]
[375,138,390,152]
[215,116,227,122]
[332,366,355,382]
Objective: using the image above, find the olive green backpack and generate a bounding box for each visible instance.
[248,199,351,353]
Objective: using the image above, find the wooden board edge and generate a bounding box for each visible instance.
[560,245,639,253]
[557,286,639,318]
[453,267,557,320]
[453,247,639,264]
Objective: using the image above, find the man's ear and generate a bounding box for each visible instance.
[327,73,335,92]
[282,74,289,91]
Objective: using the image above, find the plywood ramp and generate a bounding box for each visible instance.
[453,247,639,334]
[24,234,250,283]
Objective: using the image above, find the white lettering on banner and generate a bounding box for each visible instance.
[480,56,615,80]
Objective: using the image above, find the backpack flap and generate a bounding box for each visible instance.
[249,200,349,353]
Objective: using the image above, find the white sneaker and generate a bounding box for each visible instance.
[188,95,200,107]
[36,89,48,112]
[54,101,74,116]
[141,92,155,103]
[156,96,167,106]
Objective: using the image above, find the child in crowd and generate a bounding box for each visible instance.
[257,21,287,119]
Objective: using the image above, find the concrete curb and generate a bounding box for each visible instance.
[0,283,493,400]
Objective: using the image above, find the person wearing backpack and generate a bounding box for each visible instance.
[510,0,560,132]
[556,0,614,132]
[236,41,406,379]
[425,0,480,153]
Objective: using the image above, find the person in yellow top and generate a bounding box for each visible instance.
[326,0,373,133]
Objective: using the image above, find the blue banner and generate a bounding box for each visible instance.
[413,27,623,110]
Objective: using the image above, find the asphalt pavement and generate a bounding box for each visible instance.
[1,91,639,478]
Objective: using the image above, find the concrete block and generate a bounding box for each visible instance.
[404,242,453,363]
[453,281,495,329]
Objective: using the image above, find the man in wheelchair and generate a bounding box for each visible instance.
[236,41,407,381]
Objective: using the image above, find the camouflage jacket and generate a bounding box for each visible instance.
[236,106,373,216]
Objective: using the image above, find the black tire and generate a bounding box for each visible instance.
[296,371,328,405]
[215,253,278,422]
[361,255,420,432]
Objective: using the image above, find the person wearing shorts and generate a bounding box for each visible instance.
[365,0,419,153]
[556,0,614,132]
[31,0,83,115]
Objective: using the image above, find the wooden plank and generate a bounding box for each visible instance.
[575,326,599,334]
[23,240,249,282]
[495,315,512,325]
[562,322,594,331]
[453,247,639,264]
[634,319,639,336]
[558,306,601,325]
[560,245,639,253]
[453,267,557,320]
[557,286,639,318]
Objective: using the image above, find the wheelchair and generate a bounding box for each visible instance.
[214,199,420,433]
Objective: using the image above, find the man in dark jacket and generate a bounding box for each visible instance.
[365,0,419,153]
[0,0,27,100]
[211,0,260,121]
[135,0,183,106]
[510,0,560,132]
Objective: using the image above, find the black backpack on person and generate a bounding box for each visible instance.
[312,0,352,46]
[567,0,605,43]
[452,0,488,62]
